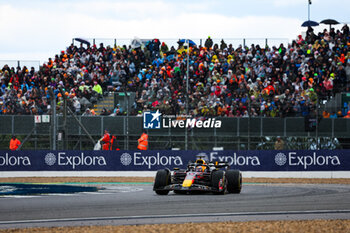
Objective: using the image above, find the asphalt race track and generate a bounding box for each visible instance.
[0,183,349,229]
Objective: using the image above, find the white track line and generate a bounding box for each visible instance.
[0,210,349,225]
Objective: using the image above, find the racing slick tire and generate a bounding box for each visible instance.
[154,169,171,195]
[226,170,242,194]
[211,170,226,195]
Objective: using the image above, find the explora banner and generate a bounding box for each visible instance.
[0,150,349,171]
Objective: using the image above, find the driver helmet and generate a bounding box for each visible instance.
[195,159,206,172]
[195,159,206,165]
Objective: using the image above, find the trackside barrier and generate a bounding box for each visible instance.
[0,150,349,172]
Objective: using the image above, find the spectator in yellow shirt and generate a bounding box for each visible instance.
[92,81,102,96]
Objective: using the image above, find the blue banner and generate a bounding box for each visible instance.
[0,150,349,171]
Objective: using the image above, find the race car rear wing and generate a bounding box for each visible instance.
[186,161,230,170]
[209,161,230,169]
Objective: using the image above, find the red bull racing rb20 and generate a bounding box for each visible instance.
[153,157,242,195]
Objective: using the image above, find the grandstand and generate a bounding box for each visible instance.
[1,26,350,150]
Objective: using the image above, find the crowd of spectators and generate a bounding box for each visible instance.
[1,25,350,118]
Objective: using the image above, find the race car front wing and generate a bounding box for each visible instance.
[153,183,221,193]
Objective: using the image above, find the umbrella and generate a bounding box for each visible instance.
[320,19,340,31]
[80,97,92,108]
[74,38,91,46]
[178,39,196,46]
[301,20,319,27]
[131,37,142,49]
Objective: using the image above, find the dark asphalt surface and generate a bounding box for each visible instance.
[0,183,349,228]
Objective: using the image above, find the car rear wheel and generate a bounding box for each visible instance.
[211,170,226,195]
[226,170,242,194]
[154,169,171,195]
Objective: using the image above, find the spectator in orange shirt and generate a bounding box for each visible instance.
[344,110,350,118]
[322,110,330,118]
[137,131,149,150]
[9,135,21,150]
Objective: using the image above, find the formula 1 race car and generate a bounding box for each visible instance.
[153,157,242,195]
